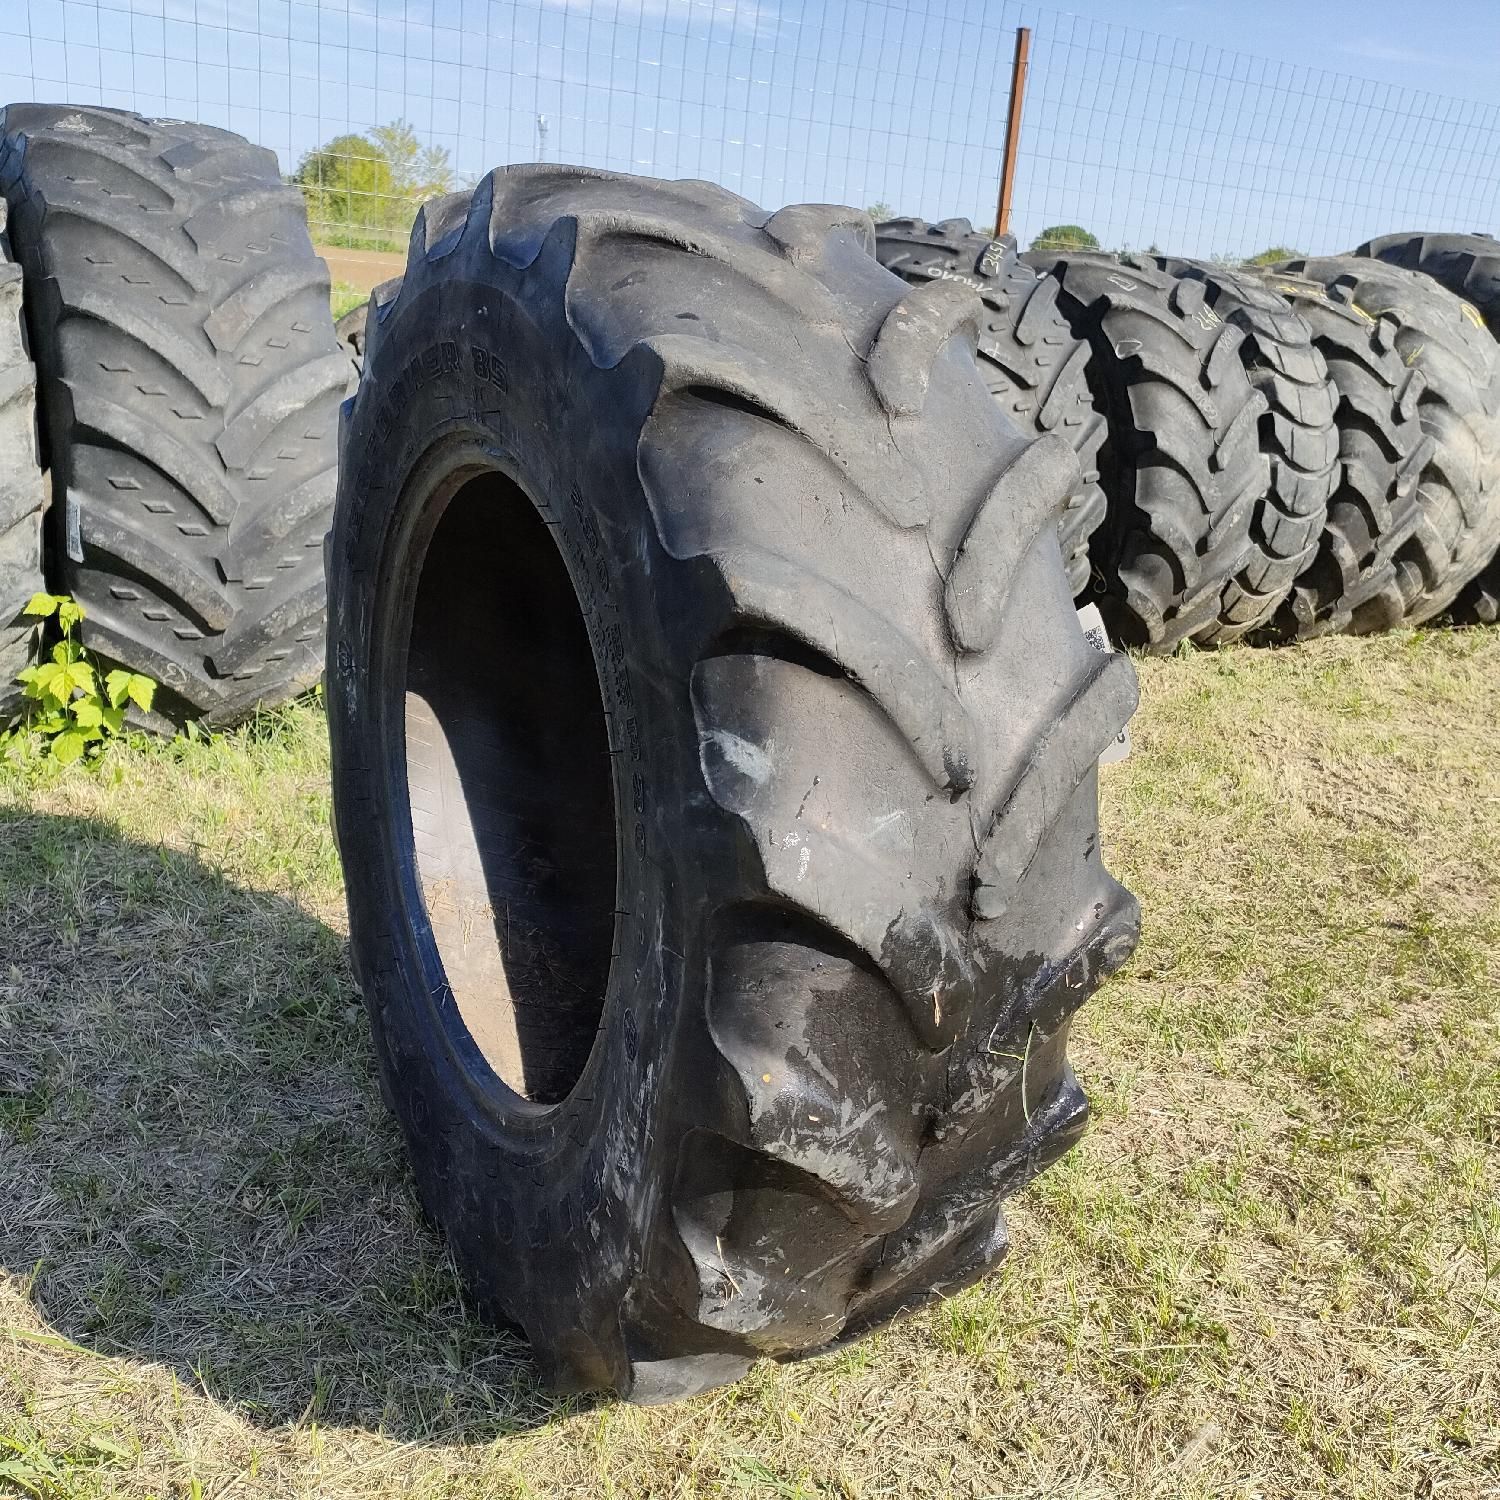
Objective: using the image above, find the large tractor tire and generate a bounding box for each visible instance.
[0,105,345,725]
[1024,250,1270,649]
[1259,260,1450,635]
[327,168,1141,1402]
[1149,259,1339,631]
[1353,231,1500,333]
[0,196,44,707]
[875,218,1106,595]
[1305,261,1500,624]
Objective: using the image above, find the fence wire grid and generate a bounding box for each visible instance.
[3,0,1499,261]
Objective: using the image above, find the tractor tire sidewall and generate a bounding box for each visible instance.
[328,268,710,1393]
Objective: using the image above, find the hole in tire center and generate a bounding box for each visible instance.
[403,471,618,1106]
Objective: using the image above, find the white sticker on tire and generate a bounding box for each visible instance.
[1077,602,1131,765]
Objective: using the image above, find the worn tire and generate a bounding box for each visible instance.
[1259,260,1436,636]
[1150,259,1339,630]
[1024,250,1270,649]
[1353,232,1500,334]
[328,168,1141,1402]
[1451,556,1500,624]
[0,105,345,725]
[0,196,44,708]
[875,218,1106,595]
[1316,262,1500,623]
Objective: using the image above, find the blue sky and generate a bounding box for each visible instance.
[2,0,1498,257]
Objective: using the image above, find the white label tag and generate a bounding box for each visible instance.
[66,494,83,563]
[1076,602,1131,765]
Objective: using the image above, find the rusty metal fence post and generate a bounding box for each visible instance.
[995,26,1032,238]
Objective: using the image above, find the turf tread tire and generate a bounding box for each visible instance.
[1024,249,1271,650]
[0,104,344,724]
[328,167,1140,1402]
[874,217,1106,595]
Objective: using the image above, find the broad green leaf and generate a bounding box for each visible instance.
[57,598,85,631]
[64,661,96,699]
[105,668,132,709]
[72,699,103,729]
[126,674,156,712]
[30,662,67,706]
[51,729,86,765]
[101,706,125,735]
[22,592,59,618]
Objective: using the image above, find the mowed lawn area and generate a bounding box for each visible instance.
[0,628,1496,1499]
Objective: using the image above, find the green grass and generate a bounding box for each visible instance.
[0,629,1497,1497]
[329,281,367,321]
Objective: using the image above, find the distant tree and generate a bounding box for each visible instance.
[866,200,894,222]
[1246,245,1302,266]
[1031,223,1098,252]
[296,120,456,251]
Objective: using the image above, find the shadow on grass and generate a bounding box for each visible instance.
[0,809,576,1442]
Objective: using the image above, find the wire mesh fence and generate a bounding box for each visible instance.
[3,0,1499,263]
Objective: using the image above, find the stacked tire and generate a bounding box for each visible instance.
[868,228,1500,651]
[1019,250,1275,649]
[1352,232,1500,624]
[1266,256,1500,633]
[0,104,344,725]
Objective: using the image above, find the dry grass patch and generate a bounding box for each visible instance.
[0,629,1497,1497]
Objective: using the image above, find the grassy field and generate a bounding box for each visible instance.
[329,282,368,321]
[0,628,1497,1498]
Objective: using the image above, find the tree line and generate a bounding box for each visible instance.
[295,121,457,252]
[290,130,1297,266]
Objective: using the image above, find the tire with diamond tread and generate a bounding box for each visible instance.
[1149,258,1338,630]
[1259,258,1437,637]
[876,217,1106,595]
[0,104,344,725]
[328,168,1141,1403]
[0,196,44,709]
[1023,250,1271,649]
[1353,231,1500,334]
